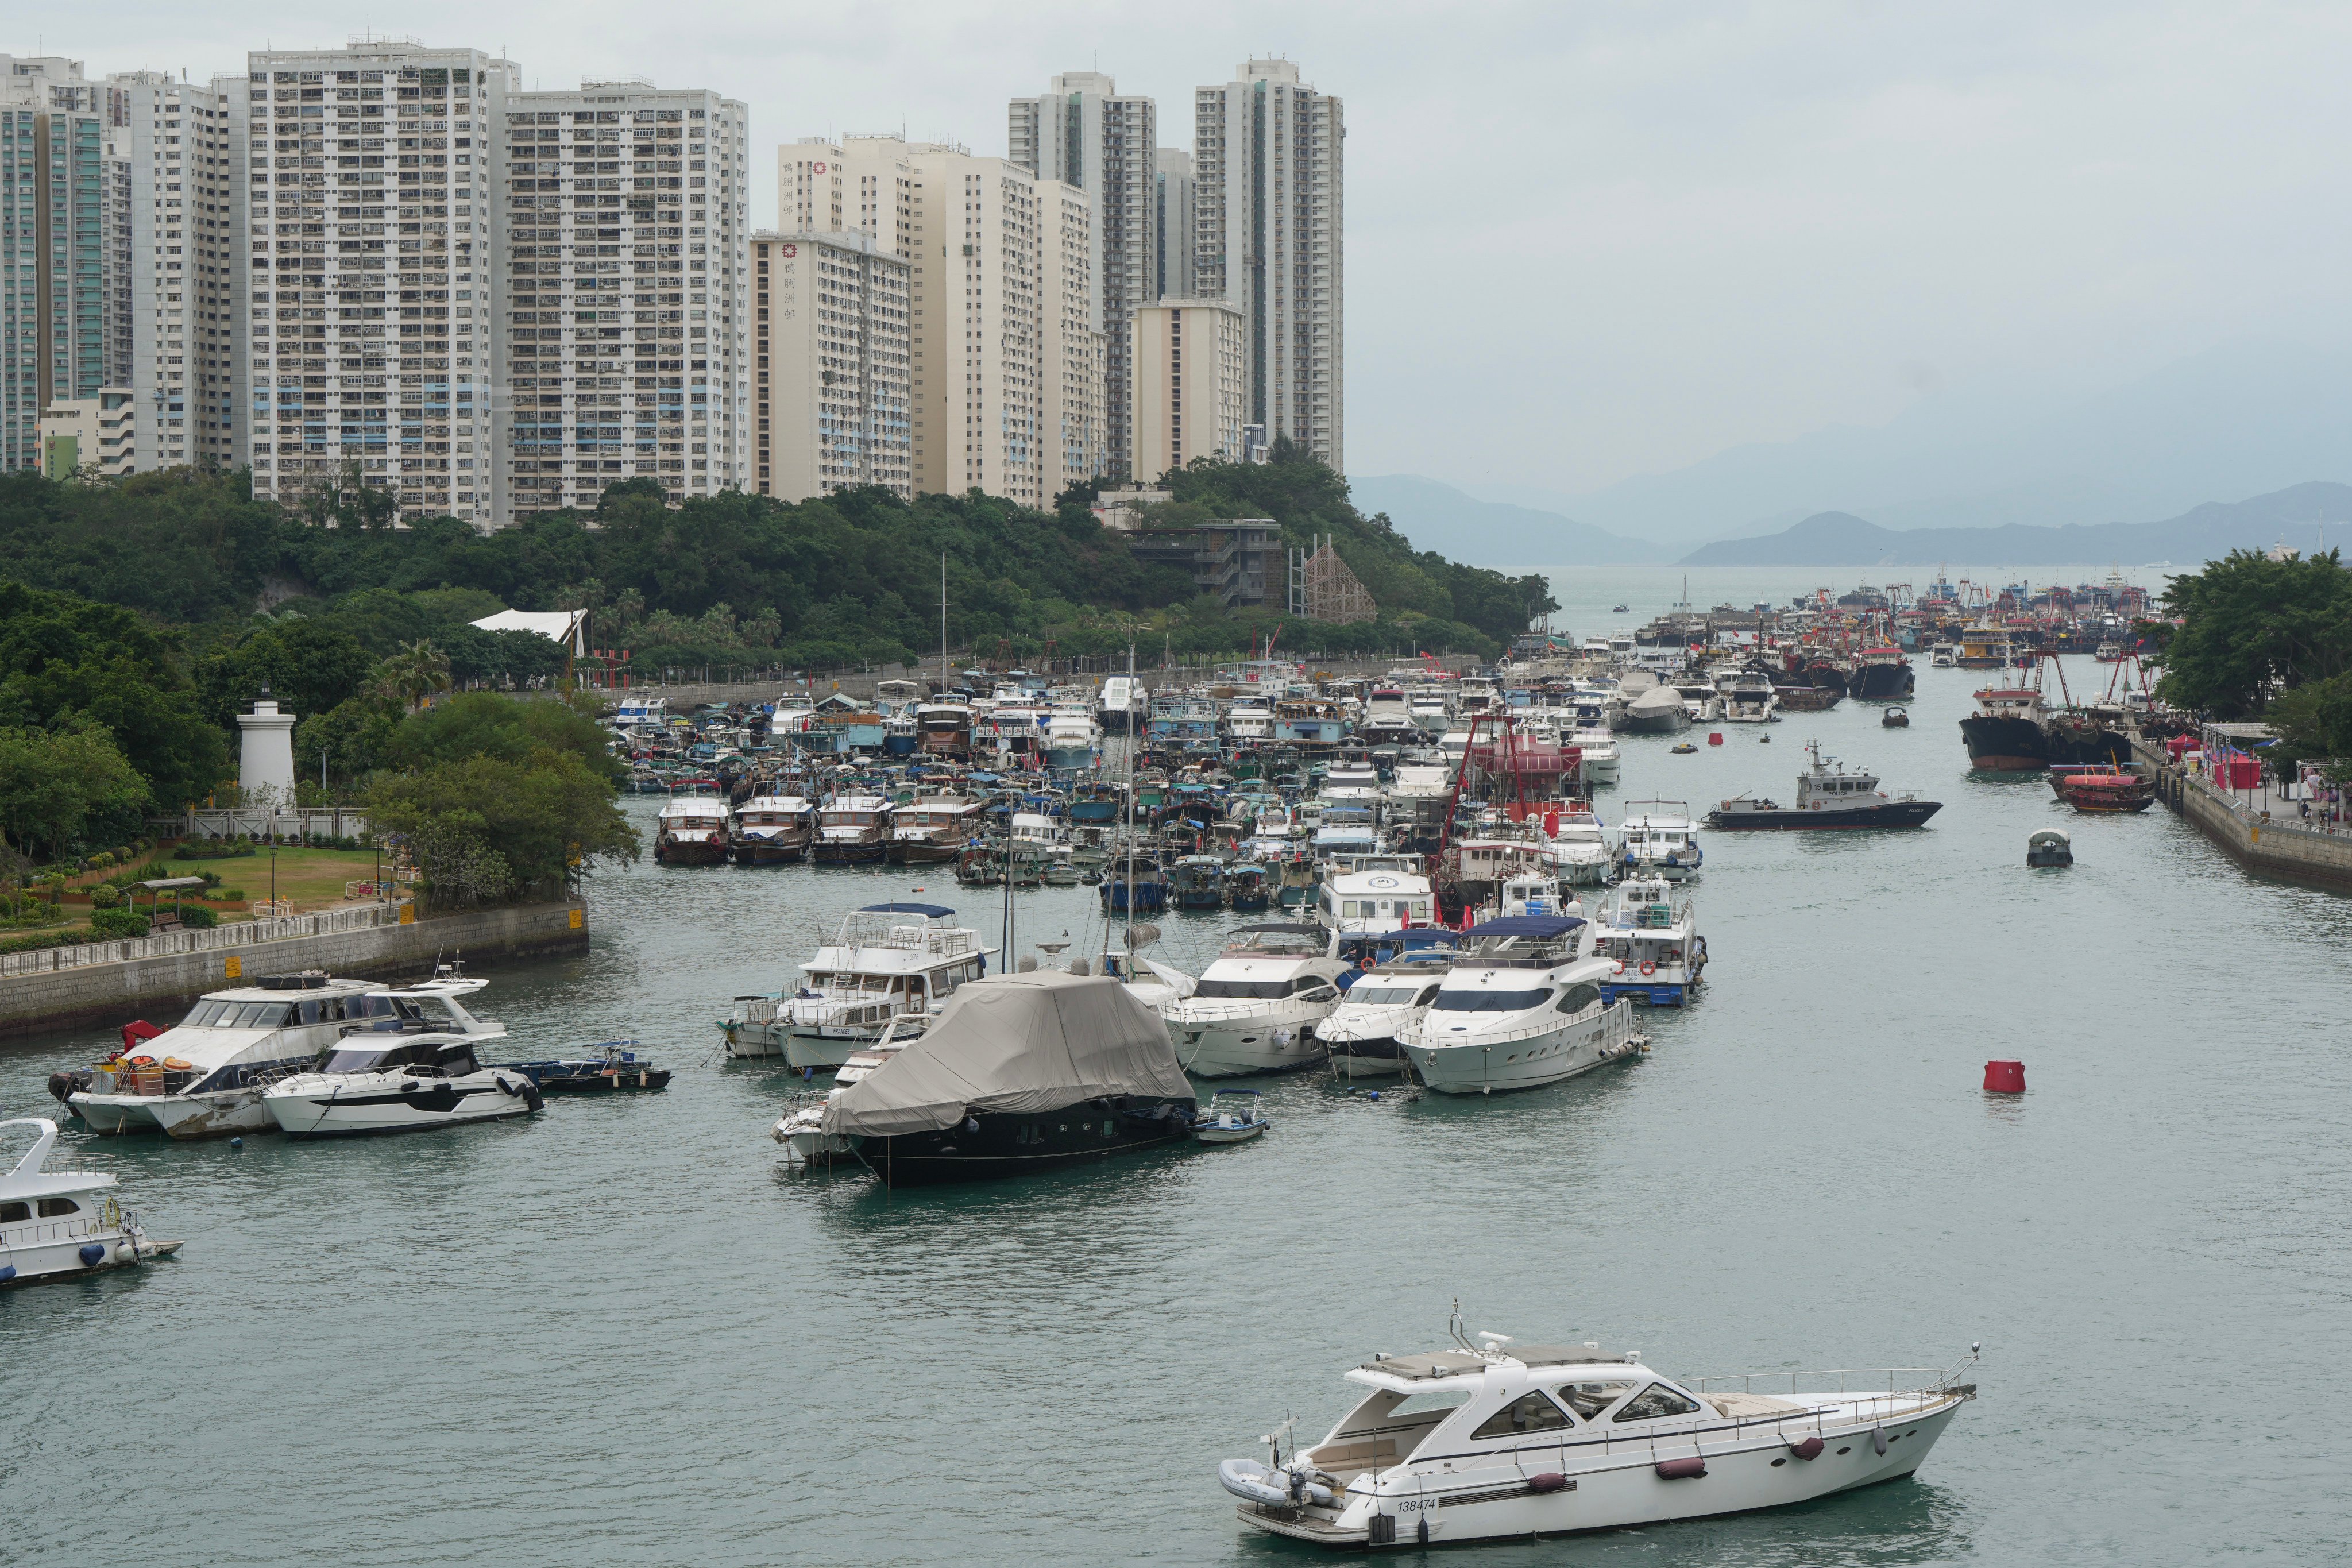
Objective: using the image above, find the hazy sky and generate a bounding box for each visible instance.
[43,2,2352,497]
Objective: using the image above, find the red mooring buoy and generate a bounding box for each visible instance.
[1983,1060,2026,1094]
[1707,732,1724,746]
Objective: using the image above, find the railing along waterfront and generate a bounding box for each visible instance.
[0,903,403,979]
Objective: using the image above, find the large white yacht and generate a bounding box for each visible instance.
[1399,915,1643,1094]
[1159,925,1350,1077]
[63,975,447,1139]
[0,1118,180,1286]
[1218,1319,1976,1548]
[719,902,992,1067]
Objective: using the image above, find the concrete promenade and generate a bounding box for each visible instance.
[0,901,589,1038]
[2135,736,2352,892]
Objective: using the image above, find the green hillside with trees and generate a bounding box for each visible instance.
[0,455,1554,887]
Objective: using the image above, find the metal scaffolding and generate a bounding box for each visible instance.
[1291,534,1376,624]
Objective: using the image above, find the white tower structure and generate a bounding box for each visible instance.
[237,688,298,806]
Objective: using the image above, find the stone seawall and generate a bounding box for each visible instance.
[0,902,588,1038]
[2136,740,2352,893]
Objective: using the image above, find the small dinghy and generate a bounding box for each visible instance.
[1882,705,1910,728]
[2026,828,2073,868]
[1193,1088,1269,1145]
[1669,742,1698,754]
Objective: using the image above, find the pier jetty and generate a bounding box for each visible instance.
[0,901,588,1038]
[2135,733,2352,893]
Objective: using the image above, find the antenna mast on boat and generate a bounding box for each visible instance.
[940,551,949,697]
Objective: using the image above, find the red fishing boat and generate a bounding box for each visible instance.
[2050,765,2156,813]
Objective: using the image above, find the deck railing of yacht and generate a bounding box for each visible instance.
[1682,1362,1973,1399]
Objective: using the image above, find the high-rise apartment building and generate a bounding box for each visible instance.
[502,80,750,517]
[750,227,911,501]
[2,57,115,473]
[107,70,244,472]
[1194,58,1343,473]
[1154,149,1195,301]
[1007,74,1152,481]
[805,137,1101,504]
[240,40,512,523]
[1130,297,1244,482]
[1040,179,1107,492]
[237,40,749,526]
[779,137,918,257]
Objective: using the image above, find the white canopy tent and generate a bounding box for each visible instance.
[468,607,589,656]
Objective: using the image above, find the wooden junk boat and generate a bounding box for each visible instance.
[2049,765,2156,813]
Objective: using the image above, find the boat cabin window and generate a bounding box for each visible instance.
[36,1197,80,1218]
[1554,1381,1636,1419]
[1555,983,1602,1014]
[1431,988,1550,1013]
[1471,1392,1574,1439]
[182,999,299,1029]
[1612,1384,1702,1422]
[0,1201,28,1222]
[1341,984,1420,1006]
[1194,978,1295,1000]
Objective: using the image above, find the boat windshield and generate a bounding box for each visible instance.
[1431,988,1551,1013]
[1341,985,1423,1006]
[1195,978,1307,1000]
[180,999,298,1029]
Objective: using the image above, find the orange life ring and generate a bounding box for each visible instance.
[1358,956,1374,971]
[1640,961,1657,976]
[1612,961,1625,976]
[128,1055,158,1068]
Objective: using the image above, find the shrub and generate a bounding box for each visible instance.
[88,908,149,939]
[208,889,245,902]
[199,870,221,887]
[88,851,115,870]
[88,885,123,910]
[177,905,219,929]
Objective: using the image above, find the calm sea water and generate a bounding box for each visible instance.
[6,566,2348,1566]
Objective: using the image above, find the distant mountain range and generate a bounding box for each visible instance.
[1347,474,1664,567]
[1676,481,2352,566]
[1535,339,2352,547]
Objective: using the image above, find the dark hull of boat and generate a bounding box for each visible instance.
[812,841,888,865]
[1327,1035,1410,1076]
[2044,720,2134,767]
[1960,715,2052,771]
[1705,801,1942,830]
[1848,663,1915,700]
[731,840,808,864]
[888,840,965,865]
[654,839,729,865]
[2065,796,2156,813]
[865,1098,1197,1187]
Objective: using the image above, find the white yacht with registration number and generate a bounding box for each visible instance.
[1399,916,1644,1094]
[1218,1317,1976,1548]
[1317,869,1435,945]
[1160,925,1350,1077]
[62,975,451,1139]
[0,1119,180,1287]
[719,902,992,1067]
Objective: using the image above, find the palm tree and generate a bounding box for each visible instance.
[376,639,453,711]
